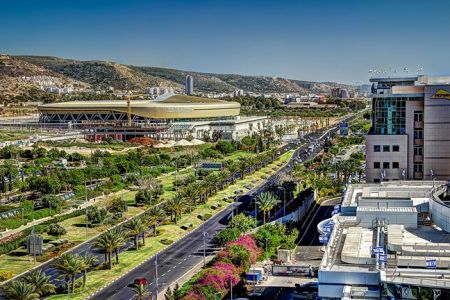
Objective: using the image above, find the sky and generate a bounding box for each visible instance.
[1,0,450,84]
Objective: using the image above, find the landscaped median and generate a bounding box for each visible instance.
[46,150,295,300]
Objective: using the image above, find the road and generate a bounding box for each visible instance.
[92,125,344,300]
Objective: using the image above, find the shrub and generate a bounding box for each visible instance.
[213,228,240,247]
[160,239,173,245]
[0,269,13,281]
[46,223,67,239]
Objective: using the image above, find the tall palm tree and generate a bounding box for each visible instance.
[131,283,151,300]
[23,270,55,296]
[54,253,84,294]
[145,206,165,238]
[165,196,186,224]
[94,228,126,269]
[227,162,239,184]
[4,281,39,300]
[81,254,98,288]
[126,217,146,250]
[257,192,281,224]
[238,159,248,180]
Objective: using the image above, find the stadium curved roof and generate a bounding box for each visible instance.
[38,94,241,119]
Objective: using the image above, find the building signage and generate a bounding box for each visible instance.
[431,89,450,100]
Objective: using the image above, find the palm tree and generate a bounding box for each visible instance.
[145,206,165,237]
[94,228,126,269]
[4,281,39,300]
[126,218,146,250]
[54,253,84,294]
[23,270,55,296]
[257,192,281,224]
[165,196,186,224]
[227,162,238,184]
[81,254,98,288]
[238,159,248,180]
[131,283,151,300]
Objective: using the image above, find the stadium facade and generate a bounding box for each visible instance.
[38,93,268,141]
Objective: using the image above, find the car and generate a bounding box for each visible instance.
[134,277,148,286]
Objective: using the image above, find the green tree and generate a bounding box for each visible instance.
[94,228,126,269]
[165,196,186,224]
[54,253,84,294]
[145,206,165,237]
[81,254,98,288]
[256,192,281,224]
[4,281,39,300]
[230,213,256,233]
[22,270,55,296]
[213,227,240,247]
[46,223,67,239]
[126,217,146,250]
[215,141,235,155]
[131,283,151,300]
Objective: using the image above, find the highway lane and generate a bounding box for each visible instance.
[93,207,230,300]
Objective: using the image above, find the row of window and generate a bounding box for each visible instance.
[373,145,400,152]
[374,162,400,169]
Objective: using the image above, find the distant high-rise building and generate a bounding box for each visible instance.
[185,75,194,95]
[331,88,340,98]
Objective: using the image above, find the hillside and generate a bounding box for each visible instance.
[0,55,88,101]
[0,55,354,102]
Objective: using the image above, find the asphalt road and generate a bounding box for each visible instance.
[92,207,229,300]
[92,128,338,300]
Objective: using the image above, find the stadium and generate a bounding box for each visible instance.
[37,94,267,141]
[38,94,241,123]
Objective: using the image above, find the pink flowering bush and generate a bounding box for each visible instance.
[226,234,262,263]
[181,235,263,299]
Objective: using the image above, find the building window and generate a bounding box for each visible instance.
[374,145,381,152]
[414,163,423,173]
[374,162,381,169]
[414,130,423,139]
[393,145,400,152]
[383,145,390,152]
[392,162,399,169]
[374,178,381,183]
[414,111,423,122]
[414,146,423,156]
[383,162,390,169]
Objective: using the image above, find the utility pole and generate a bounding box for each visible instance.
[155,253,159,300]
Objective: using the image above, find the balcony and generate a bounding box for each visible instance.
[414,121,424,129]
[414,139,424,145]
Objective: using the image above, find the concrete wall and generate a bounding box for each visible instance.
[365,134,408,182]
[429,197,450,233]
[319,269,380,298]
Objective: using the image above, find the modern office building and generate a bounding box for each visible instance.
[318,181,450,299]
[365,75,450,182]
[185,75,194,95]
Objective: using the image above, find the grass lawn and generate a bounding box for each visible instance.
[46,150,294,300]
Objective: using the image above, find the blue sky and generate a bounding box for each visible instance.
[1,0,450,83]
